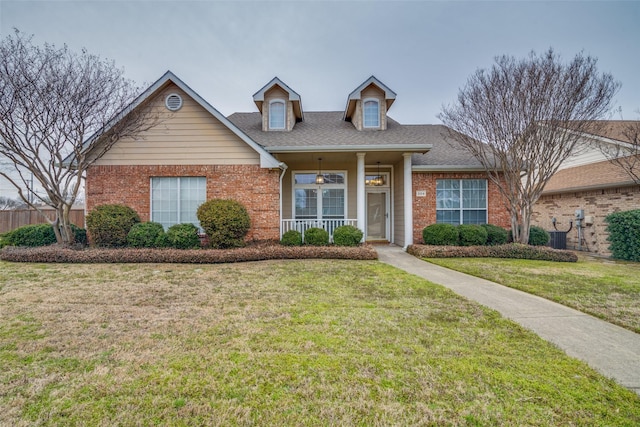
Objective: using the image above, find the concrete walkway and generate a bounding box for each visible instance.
[376,245,640,396]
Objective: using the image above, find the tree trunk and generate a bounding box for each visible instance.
[55,203,75,246]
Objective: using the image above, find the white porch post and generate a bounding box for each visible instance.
[403,153,413,249]
[356,153,366,237]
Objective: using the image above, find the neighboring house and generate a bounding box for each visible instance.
[532,121,640,256]
[81,71,510,247]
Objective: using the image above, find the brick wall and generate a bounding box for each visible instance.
[412,172,511,243]
[86,164,281,241]
[532,185,640,257]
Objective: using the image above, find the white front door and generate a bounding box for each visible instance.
[366,191,389,241]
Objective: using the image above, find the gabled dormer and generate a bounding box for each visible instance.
[343,76,396,131]
[253,77,303,132]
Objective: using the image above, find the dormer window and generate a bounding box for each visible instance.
[269,100,286,130]
[363,99,380,128]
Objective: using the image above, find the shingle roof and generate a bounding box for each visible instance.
[543,158,637,194]
[227,111,484,168]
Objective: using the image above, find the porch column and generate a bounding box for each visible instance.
[403,153,413,249]
[356,153,366,236]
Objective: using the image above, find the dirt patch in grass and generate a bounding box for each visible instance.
[1,260,638,425]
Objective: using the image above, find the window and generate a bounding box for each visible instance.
[363,99,380,128]
[293,172,346,220]
[269,100,285,129]
[436,179,487,225]
[151,177,206,230]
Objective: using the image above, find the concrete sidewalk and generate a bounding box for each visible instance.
[376,245,640,396]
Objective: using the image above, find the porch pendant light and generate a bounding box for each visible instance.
[375,161,383,186]
[315,157,325,185]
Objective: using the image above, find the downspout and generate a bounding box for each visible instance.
[278,162,288,239]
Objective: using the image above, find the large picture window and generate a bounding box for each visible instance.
[151,177,206,230]
[436,179,487,225]
[293,172,346,220]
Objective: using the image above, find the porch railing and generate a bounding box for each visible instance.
[281,219,358,241]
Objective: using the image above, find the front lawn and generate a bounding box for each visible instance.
[1,260,638,425]
[427,254,640,333]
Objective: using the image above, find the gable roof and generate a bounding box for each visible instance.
[344,76,397,121]
[253,77,303,122]
[69,71,282,169]
[228,111,432,153]
[543,157,638,194]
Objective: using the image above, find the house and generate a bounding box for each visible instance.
[532,121,640,256]
[82,71,510,247]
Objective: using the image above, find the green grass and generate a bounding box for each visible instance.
[0,259,638,426]
[426,255,640,333]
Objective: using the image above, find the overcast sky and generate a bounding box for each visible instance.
[1,0,639,198]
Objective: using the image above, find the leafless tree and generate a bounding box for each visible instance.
[439,49,620,244]
[595,118,640,183]
[0,30,160,244]
[0,196,26,210]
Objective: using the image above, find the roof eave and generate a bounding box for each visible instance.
[266,144,432,154]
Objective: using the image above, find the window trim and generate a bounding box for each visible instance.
[269,99,286,130]
[150,176,207,230]
[291,170,348,219]
[435,178,488,225]
[363,98,380,128]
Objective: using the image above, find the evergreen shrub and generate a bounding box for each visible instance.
[3,223,87,247]
[86,204,140,248]
[197,199,251,249]
[127,222,166,248]
[458,224,488,246]
[333,225,363,247]
[606,209,640,261]
[280,230,303,246]
[166,223,201,249]
[304,227,329,246]
[422,223,459,245]
[481,224,508,246]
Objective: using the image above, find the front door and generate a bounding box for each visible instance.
[366,191,389,241]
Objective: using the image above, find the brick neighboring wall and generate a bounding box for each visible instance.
[86,165,281,241]
[412,172,511,244]
[532,185,640,257]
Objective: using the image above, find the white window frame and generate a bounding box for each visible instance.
[363,98,380,128]
[269,99,286,130]
[435,179,488,225]
[292,170,348,220]
[150,177,206,230]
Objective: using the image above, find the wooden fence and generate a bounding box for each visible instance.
[0,209,85,234]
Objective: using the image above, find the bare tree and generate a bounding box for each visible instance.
[0,196,26,210]
[595,118,640,183]
[439,49,620,244]
[0,30,160,244]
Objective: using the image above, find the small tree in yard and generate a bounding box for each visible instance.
[0,30,160,245]
[439,48,619,244]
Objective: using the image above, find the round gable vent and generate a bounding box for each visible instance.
[165,93,183,111]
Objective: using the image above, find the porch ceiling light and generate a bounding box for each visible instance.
[374,161,383,186]
[316,157,325,185]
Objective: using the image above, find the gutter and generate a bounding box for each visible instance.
[266,144,431,153]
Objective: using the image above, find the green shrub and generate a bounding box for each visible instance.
[197,199,251,249]
[457,224,488,246]
[166,223,201,249]
[333,225,363,247]
[70,224,88,246]
[304,227,329,246]
[2,223,87,247]
[407,243,578,262]
[481,224,508,246]
[280,230,303,246]
[606,210,640,261]
[127,222,165,248]
[422,223,459,245]
[528,226,550,246]
[86,204,140,248]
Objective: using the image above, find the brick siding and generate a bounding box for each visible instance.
[532,185,640,257]
[86,165,281,241]
[412,172,511,243]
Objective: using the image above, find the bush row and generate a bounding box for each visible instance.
[407,243,578,262]
[1,223,87,247]
[280,225,364,247]
[422,223,550,247]
[0,243,378,264]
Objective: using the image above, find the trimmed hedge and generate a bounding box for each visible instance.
[86,204,140,248]
[407,243,578,262]
[280,230,303,246]
[458,224,488,246]
[0,243,378,263]
[481,224,508,246]
[423,224,459,245]
[166,223,201,249]
[197,199,250,249]
[127,222,166,248]
[606,210,640,261]
[3,223,87,247]
[333,225,363,247]
[508,225,551,246]
[304,227,329,246]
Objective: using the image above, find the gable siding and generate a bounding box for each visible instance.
[263,86,295,131]
[361,85,387,130]
[94,84,260,166]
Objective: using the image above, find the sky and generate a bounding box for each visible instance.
[0,0,639,198]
